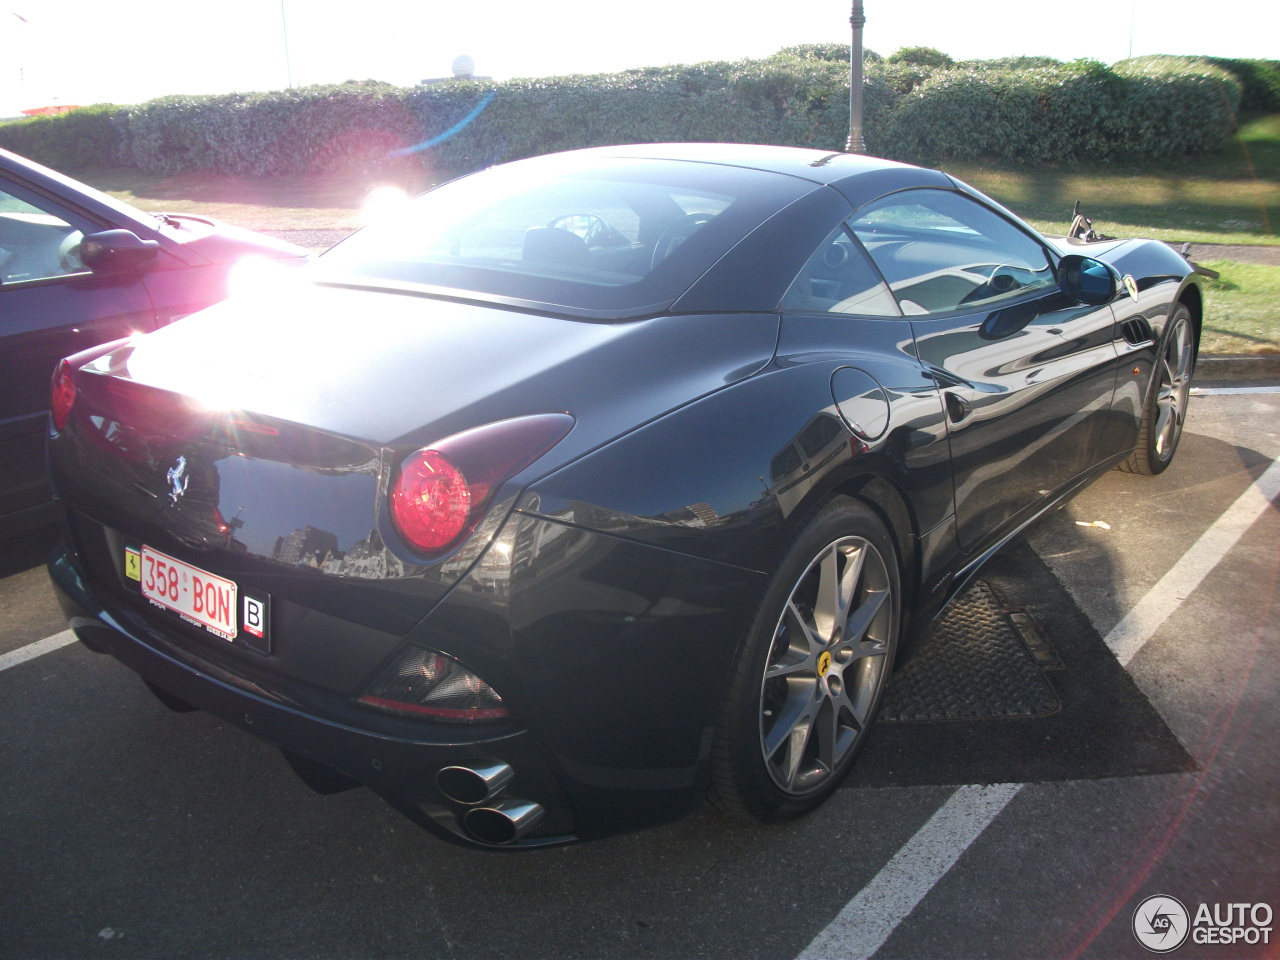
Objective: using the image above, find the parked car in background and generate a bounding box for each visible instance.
[46,143,1204,847]
[0,148,306,535]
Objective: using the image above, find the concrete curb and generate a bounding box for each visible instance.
[1197,355,1280,383]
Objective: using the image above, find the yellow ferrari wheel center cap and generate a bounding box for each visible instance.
[817,650,832,677]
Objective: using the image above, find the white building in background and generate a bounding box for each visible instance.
[1,9,71,118]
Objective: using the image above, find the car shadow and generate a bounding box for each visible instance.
[0,523,58,580]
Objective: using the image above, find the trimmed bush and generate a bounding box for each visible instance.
[956,56,1062,71]
[887,46,953,68]
[884,59,1242,164]
[0,104,128,168]
[0,51,1252,177]
[772,44,883,64]
[1208,58,1280,112]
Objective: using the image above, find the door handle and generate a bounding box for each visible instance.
[944,392,972,423]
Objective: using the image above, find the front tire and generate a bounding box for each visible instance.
[1120,303,1194,475]
[708,497,900,822]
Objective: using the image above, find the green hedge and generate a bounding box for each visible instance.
[1114,53,1280,112]
[0,104,127,167]
[882,59,1241,164]
[0,52,1256,176]
[1208,58,1280,111]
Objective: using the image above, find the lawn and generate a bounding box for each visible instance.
[945,114,1280,246]
[80,167,370,232]
[1197,260,1280,355]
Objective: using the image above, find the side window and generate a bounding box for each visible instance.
[849,189,1054,315]
[779,224,900,317]
[0,182,88,285]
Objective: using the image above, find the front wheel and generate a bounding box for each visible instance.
[708,497,900,822]
[1119,303,1195,475]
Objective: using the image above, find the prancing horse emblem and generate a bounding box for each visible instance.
[166,455,190,503]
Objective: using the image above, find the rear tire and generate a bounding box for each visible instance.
[708,497,900,822]
[1119,303,1194,475]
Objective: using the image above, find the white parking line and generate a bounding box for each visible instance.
[1191,386,1280,395]
[1106,457,1280,666]
[796,783,1023,960]
[0,629,77,674]
[797,456,1280,960]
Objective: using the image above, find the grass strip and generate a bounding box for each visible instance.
[1195,259,1280,355]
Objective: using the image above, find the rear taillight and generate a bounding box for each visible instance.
[51,359,76,430]
[49,337,134,433]
[390,450,472,552]
[389,413,573,556]
[358,647,508,721]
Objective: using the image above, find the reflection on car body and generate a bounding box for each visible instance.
[0,147,306,534]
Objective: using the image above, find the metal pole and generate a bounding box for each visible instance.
[281,0,294,88]
[846,0,866,153]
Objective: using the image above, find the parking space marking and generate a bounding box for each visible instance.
[1106,456,1280,666]
[798,456,1280,960]
[0,629,77,674]
[797,783,1022,960]
[1191,386,1280,395]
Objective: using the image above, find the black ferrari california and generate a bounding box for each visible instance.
[47,144,1203,848]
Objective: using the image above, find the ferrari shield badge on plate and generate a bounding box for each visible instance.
[1123,274,1139,300]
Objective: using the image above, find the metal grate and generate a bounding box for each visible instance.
[880,581,1060,722]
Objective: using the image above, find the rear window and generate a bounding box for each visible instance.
[314,156,810,317]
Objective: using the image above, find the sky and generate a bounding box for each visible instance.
[3,0,1278,116]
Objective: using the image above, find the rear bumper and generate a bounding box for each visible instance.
[47,550,576,849]
[47,502,766,846]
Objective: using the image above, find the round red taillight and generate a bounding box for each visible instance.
[51,359,76,431]
[390,449,472,553]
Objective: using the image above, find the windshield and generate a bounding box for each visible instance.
[315,156,811,317]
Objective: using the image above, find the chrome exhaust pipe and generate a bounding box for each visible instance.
[464,799,547,845]
[435,760,515,806]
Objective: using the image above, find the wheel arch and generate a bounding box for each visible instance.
[779,465,922,614]
[1178,280,1204,362]
[834,473,920,606]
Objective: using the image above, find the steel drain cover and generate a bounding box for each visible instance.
[880,580,1060,722]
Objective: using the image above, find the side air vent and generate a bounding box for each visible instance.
[1121,316,1154,346]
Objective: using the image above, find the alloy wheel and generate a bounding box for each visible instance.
[1154,315,1193,461]
[758,535,894,795]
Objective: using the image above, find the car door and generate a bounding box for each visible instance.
[0,176,157,521]
[849,188,1119,553]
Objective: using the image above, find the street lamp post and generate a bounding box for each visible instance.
[281,0,294,89]
[846,0,866,154]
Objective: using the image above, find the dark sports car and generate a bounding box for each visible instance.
[47,144,1203,848]
[0,147,306,535]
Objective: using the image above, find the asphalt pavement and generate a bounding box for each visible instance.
[1,381,1277,959]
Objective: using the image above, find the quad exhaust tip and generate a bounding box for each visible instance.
[464,799,547,846]
[435,760,515,806]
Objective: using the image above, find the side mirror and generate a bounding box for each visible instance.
[1058,254,1117,305]
[80,229,159,275]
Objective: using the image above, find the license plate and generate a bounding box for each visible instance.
[138,546,238,641]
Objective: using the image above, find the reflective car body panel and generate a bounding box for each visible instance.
[46,144,1204,846]
[0,148,306,533]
